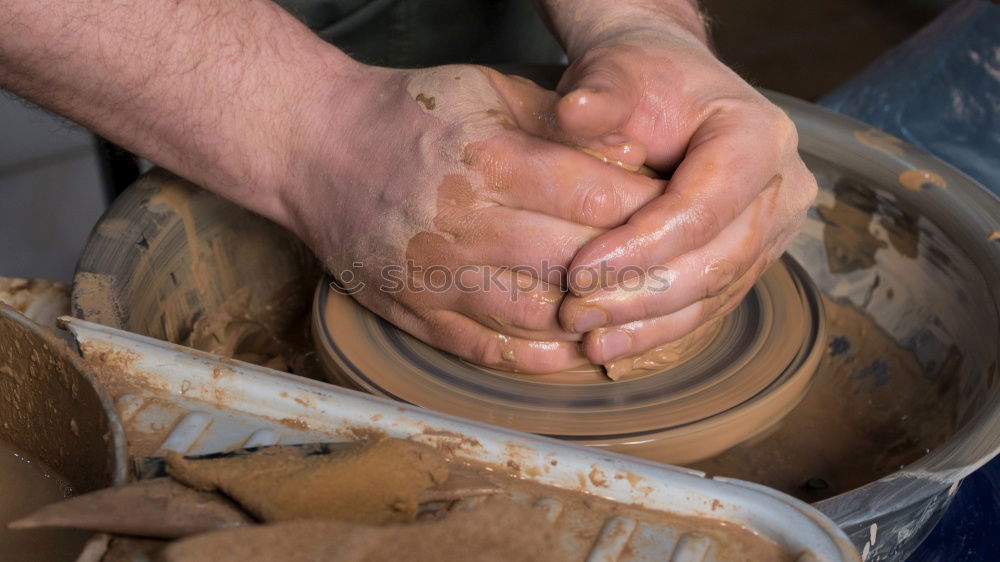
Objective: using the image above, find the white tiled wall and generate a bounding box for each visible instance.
[0,91,106,282]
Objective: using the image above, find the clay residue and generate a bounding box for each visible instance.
[71,272,124,328]
[0,277,70,328]
[898,169,946,191]
[148,182,211,298]
[162,499,564,562]
[184,287,298,372]
[162,460,793,562]
[9,477,250,538]
[816,181,888,273]
[414,93,436,110]
[853,129,906,156]
[604,315,724,380]
[166,439,449,525]
[691,296,958,501]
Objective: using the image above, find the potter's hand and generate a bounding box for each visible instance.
[543,9,817,364]
[291,64,663,373]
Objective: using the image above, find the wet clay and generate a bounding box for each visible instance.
[0,441,90,562]
[184,287,303,372]
[691,296,957,501]
[816,183,888,274]
[162,459,792,562]
[72,170,323,379]
[0,277,70,328]
[167,439,449,524]
[314,256,821,465]
[163,499,565,562]
[603,315,724,380]
[10,477,251,538]
[852,129,906,156]
[898,169,947,191]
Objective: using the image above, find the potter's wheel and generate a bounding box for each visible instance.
[313,254,825,463]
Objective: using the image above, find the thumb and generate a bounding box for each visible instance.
[556,63,645,168]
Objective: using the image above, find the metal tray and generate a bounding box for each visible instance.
[62,316,858,561]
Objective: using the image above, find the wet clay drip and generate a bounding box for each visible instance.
[603,315,724,381]
[691,296,958,501]
[167,439,449,524]
[0,441,89,562]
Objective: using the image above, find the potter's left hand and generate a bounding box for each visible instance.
[548,10,818,364]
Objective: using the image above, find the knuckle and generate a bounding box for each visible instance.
[799,172,820,205]
[512,295,557,331]
[768,110,798,147]
[574,185,622,226]
[703,258,741,299]
[681,202,722,249]
[470,334,505,367]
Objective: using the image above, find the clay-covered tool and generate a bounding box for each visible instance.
[7,478,251,538]
[135,442,501,504]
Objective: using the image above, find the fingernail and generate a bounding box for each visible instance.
[600,330,632,361]
[572,306,608,332]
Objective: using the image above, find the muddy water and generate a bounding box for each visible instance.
[0,441,90,561]
[691,296,957,501]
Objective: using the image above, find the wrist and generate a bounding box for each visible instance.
[255,44,366,230]
[557,2,709,59]
[271,55,399,250]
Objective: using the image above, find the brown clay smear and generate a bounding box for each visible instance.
[185,287,301,372]
[603,315,724,380]
[691,296,958,501]
[898,168,946,191]
[72,272,122,328]
[167,439,449,525]
[162,460,791,562]
[148,183,211,298]
[163,499,564,562]
[9,477,251,538]
[816,182,887,273]
[0,277,69,328]
[853,129,906,156]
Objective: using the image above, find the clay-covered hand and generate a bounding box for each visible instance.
[554,24,818,364]
[287,63,664,373]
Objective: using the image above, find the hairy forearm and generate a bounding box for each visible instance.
[533,0,708,57]
[0,0,356,223]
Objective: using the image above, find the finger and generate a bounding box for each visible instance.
[555,54,639,140]
[579,250,773,363]
[424,310,588,374]
[451,266,578,341]
[407,205,601,287]
[566,107,800,296]
[483,70,563,140]
[466,132,665,228]
[560,179,790,332]
[555,61,647,169]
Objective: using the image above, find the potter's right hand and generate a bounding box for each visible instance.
[284,64,664,373]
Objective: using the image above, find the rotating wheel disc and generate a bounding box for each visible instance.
[313,255,825,464]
